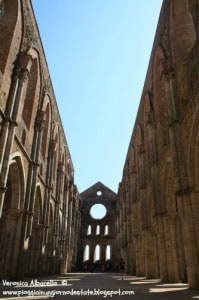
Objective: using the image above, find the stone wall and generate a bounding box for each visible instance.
[78,182,117,272]
[0,0,80,278]
[116,0,199,289]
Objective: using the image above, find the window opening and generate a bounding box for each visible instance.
[90,204,106,220]
[105,245,111,261]
[104,225,109,235]
[96,225,100,235]
[94,245,100,262]
[87,225,91,235]
[96,190,102,196]
[83,245,90,262]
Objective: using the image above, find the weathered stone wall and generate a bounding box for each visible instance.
[116,0,199,289]
[0,0,80,278]
[78,182,117,272]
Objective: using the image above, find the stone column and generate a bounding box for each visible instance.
[167,213,181,282]
[182,192,199,289]
[157,215,168,282]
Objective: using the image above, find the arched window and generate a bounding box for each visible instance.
[96,225,100,235]
[94,245,100,262]
[22,59,39,130]
[105,245,111,261]
[104,225,109,235]
[87,225,91,235]
[83,245,90,262]
[41,100,51,158]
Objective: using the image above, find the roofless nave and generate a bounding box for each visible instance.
[0,0,198,290]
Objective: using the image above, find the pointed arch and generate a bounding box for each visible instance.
[105,245,111,261]
[94,244,100,262]
[87,225,91,235]
[6,153,26,210]
[0,153,25,278]
[51,124,60,181]
[0,0,22,77]
[96,225,100,235]
[83,245,90,262]
[22,48,41,131]
[41,95,52,159]
[104,225,109,235]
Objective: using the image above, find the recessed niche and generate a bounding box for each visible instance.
[90,204,106,220]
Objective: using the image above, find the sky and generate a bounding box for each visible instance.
[32,0,163,193]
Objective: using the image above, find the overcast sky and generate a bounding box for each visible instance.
[32,0,163,193]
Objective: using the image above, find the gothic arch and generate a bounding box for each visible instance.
[21,48,41,132]
[51,124,60,181]
[94,244,100,262]
[0,153,25,278]
[105,244,111,260]
[162,160,186,282]
[83,244,90,262]
[7,153,25,210]
[41,95,52,159]
[0,0,22,78]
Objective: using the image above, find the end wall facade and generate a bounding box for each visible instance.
[0,0,80,278]
[116,0,199,289]
[77,182,117,272]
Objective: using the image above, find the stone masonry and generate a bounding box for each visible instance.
[0,0,199,291]
[0,0,80,278]
[115,0,199,290]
